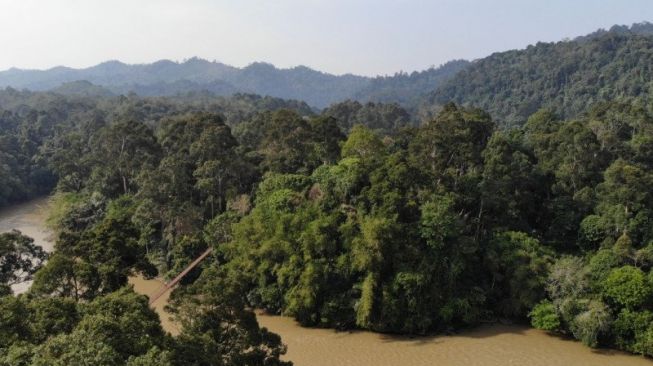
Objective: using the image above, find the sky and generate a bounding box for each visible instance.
[0,0,652,76]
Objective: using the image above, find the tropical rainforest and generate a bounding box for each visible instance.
[426,22,653,126]
[2,22,653,365]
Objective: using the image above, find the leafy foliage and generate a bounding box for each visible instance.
[322,100,412,134]
[0,231,47,293]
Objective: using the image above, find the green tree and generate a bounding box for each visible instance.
[31,330,122,366]
[0,231,47,293]
[410,103,494,191]
[486,231,553,317]
[169,266,292,366]
[602,266,652,309]
[613,309,653,355]
[570,300,612,347]
[481,130,544,232]
[190,121,239,217]
[341,125,386,162]
[90,120,160,196]
[33,198,155,300]
[595,159,653,244]
[530,301,561,331]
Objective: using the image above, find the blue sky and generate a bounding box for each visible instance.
[0,0,651,76]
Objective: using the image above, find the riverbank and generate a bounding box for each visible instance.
[256,315,653,366]
[0,197,53,252]
[2,197,651,366]
[131,276,652,366]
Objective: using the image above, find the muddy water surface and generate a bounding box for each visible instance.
[0,197,53,251]
[129,275,181,336]
[257,315,653,366]
[127,265,653,366]
[4,198,652,366]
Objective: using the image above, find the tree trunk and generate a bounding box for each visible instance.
[122,175,128,195]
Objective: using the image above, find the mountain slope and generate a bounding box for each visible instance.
[0,58,238,90]
[51,80,115,97]
[223,62,369,108]
[425,22,653,126]
[0,59,367,108]
[353,60,470,108]
[0,58,466,109]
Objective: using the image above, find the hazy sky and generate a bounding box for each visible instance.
[0,0,651,76]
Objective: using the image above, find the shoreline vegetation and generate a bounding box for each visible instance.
[1,199,650,365]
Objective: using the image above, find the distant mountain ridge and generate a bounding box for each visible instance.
[0,57,466,109]
[0,58,238,89]
[3,21,653,112]
[352,60,470,109]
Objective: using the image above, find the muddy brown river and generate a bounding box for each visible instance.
[3,198,652,366]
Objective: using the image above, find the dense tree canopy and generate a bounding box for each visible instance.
[426,27,653,127]
[322,100,412,134]
[3,25,653,362]
[3,93,653,360]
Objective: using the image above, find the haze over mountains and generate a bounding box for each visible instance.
[0,58,468,109]
[1,21,653,120]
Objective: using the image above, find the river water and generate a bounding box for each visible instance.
[2,198,652,366]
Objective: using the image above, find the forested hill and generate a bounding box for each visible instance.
[0,58,466,109]
[574,21,653,42]
[0,59,366,108]
[5,22,653,114]
[424,22,653,127]
[352,60,470,109]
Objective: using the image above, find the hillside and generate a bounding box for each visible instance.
[353,60,470,109]
[0,58,237,90]
[50,80,115,97]
[5,23,653,114]
[0,58,466,109]
[424,22,653,127]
